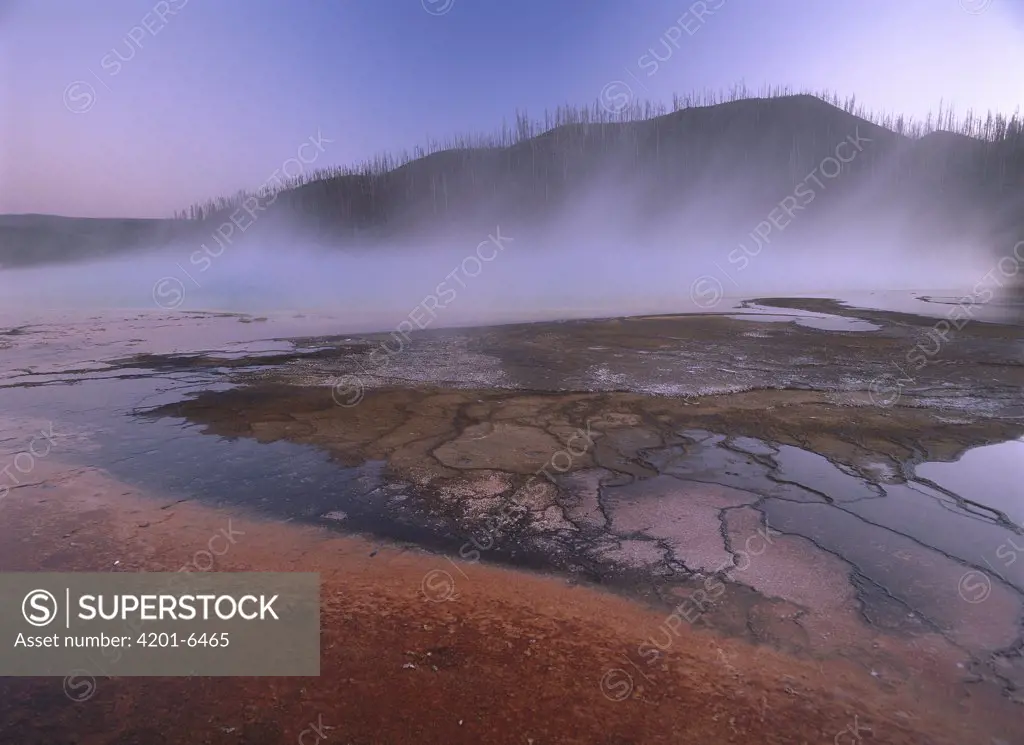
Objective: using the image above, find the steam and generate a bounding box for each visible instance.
[0,119,1012,329]
[0,204,999,329]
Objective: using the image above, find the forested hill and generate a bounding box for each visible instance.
[3,91,1023,270]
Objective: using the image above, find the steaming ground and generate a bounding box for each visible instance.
[3,274,1023,744]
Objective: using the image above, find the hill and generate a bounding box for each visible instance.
[2,89,1023,270]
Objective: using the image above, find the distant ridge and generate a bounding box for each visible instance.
[2,86,1022,270]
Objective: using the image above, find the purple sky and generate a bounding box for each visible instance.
[2,0,1022,218]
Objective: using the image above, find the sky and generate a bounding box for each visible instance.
[1,0,1023,218]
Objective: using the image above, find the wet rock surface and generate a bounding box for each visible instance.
[1,297,1023,740]
[2,463,1007,745]
[142,384,1024,693]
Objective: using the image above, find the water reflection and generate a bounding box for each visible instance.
[914,438,1024,528]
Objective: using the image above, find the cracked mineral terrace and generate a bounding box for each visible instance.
[1,296,1022,744]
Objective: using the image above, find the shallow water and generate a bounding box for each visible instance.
[2,298,1022,712]
[727,304,883,332]
[914,438,1024,528]
[0,374,467,557]
[4,357,1021,651]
